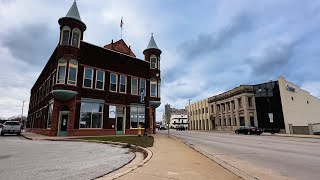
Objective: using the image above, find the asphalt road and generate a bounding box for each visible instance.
[0,135,134,180]
[160,130,320,180]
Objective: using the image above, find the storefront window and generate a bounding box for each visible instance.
[47,102,53,129]
[130,105,145,128]
[80,101,103,128]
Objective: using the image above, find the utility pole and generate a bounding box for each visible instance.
[188,99,191,130]
[21,100,26,130]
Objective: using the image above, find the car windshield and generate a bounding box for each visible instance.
[4,122,20,126]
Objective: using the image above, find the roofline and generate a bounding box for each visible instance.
[81,41,149,64]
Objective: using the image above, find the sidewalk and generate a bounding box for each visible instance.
[118,133,240,180]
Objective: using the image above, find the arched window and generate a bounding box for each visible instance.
[60,26,71,45]
[150,78,157,97]
[67,59,78,85]
[158,56,160,69]
[71,28,81,47]
[150,55,157,69]
[57,58,67,84]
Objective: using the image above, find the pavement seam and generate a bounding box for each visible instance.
[170,135,259,180]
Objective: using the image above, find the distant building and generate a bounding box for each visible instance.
[26,1,162,136]
[162,107,188,128]
[187,77,320,135]
[186,99,210,130]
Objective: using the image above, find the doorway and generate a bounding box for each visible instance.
[116,117,124,135]
[58,111,69,136]
[116,106,125,135]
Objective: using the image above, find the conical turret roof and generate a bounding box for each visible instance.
[65,1,81,21]
[144,34,161,53]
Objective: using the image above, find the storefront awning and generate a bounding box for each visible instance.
[150,101,161,108]
[52,90,78,101]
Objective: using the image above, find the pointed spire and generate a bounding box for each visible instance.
[65,1,81,21]
[144,33,161,53]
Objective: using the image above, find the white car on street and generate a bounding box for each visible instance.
[1,121,21,136]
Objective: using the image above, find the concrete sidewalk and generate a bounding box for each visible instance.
[118,133,240,180]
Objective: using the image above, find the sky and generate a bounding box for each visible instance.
[1,0,320,122]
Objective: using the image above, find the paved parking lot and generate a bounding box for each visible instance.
[0,135,134,180]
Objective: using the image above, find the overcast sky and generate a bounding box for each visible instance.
[1,0,320,121]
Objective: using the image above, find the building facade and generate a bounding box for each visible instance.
[188,77,320,134]
[169,114,188,129]
[208,86,258,131]
[187,99,210,130]
[162,107,187,127]
[26,2,162,136]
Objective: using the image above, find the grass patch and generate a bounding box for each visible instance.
[80,135,154,148]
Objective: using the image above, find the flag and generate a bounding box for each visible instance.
[120,17,123,29]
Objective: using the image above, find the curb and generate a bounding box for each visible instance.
[261,134,320,139]
[170,135,258,180]
[20,135,153,180]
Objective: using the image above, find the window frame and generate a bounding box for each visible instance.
[83,67,94,88]
[60,26,71,45]
[109,73,118,92]
[79,101,104,129]
[150,78,157,97]
[56,59,67,84]
[47,102,53,129]
[119,75,127,93]
[130,105,145,129]
[67,59,78,85]
[71,28,81,48]
[150,55,157,69]
[95,70,105,90]
[131,77,138,95]
[139,79,146,95]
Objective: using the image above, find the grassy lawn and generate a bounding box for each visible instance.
[80,135,154,148]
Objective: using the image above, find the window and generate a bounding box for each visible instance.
[68,59,78,85]
[83,68,93,88]
[119,75,127,93]
[139,79,146,95]
[71,28,81,47]
[60,26,71,45]
[202,108,204,114]
[158,81,161,97]
[47,103,53,129]
[158,56,160,69]
[150,55,157,69]
[248,97,252,107]
[95,70,105,90]
[51,72,56,90]
[206,107,208,113]
[130,105,145,128]
[238,98,242,108]
[110,73,117,92]
[131,78,138,95]
[80,101,103,128]
[211,105,214,113]
[150,78,157,97]
[57,59,67,84]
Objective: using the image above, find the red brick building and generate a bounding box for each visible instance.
[26,1,161,136]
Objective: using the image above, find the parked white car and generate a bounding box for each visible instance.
[1,121,21,136]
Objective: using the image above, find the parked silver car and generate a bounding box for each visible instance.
[1,121,21,136]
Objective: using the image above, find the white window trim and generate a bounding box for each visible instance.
[130,105,145,129]
[79,101,104,129]
[150,80,157,97]
[83,67,94,88]
[158,82,161,97]
[67,60,78,86]
[131,78,138,95]
[139,79,146,95]
[56,64,67,84]
[95,70,105,90]
[119,75,127,94]
[110,73,118,92]
[60,26,71,45]
[71,28,81,48]
[150,55,157,69]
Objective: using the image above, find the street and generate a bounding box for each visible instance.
[160,130,320,180]
[0,135,134,180]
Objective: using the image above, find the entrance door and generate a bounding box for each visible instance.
[116,117,124,135]
[58,112,69,136]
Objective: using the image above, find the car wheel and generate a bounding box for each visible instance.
[257,133,261,135]
[1,132,4,136]
[17,133,21,136]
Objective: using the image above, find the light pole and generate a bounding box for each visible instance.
[188,99,191,130]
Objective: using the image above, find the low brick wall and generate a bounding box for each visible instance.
[26,128,57,136]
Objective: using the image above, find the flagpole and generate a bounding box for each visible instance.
[120,17,123,39]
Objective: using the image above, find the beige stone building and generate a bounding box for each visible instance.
[208,86,258,131]
[186,99,210,130]
[162,107,187,126]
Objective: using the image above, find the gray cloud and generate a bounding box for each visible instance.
[1,23,57,66]
[178,13,252,60]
